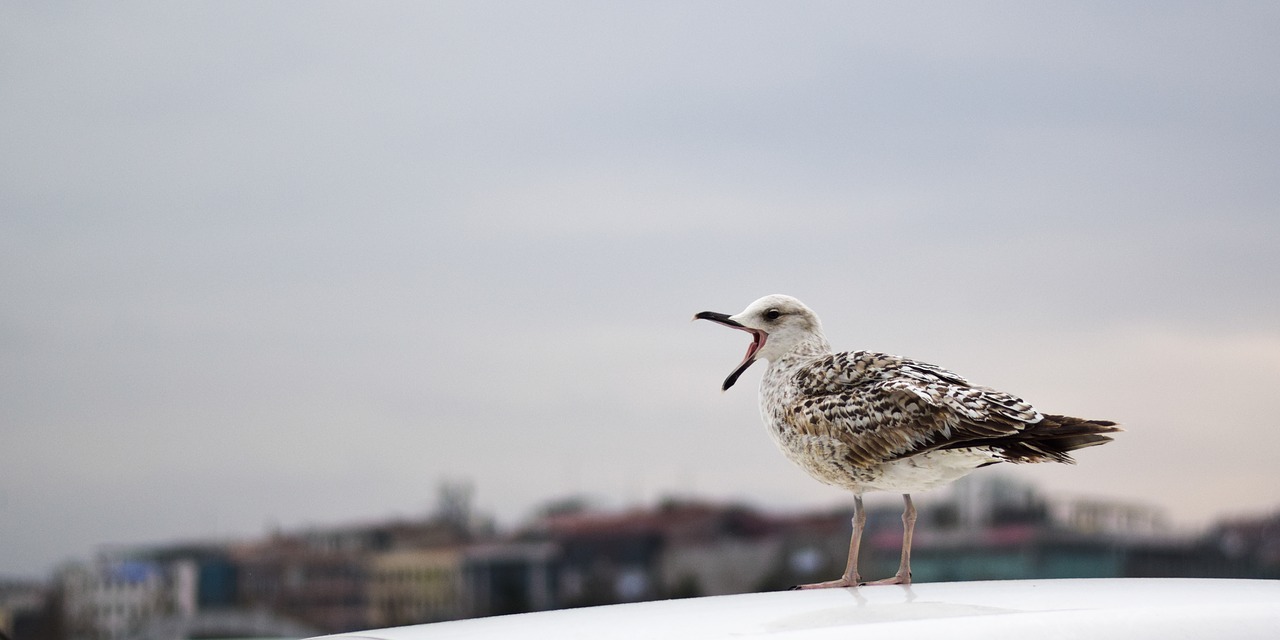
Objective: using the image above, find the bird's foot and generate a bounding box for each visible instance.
[864,573,911,586]
[789,575,863,590]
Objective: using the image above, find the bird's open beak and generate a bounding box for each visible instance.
[694,311,768,391]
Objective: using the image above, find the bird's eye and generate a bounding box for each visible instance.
[764,309,781,321]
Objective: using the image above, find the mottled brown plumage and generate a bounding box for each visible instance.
[786,350,1116,469]
[696,294,1120,588]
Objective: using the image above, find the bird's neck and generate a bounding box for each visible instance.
[760,334,832,403]
[770,333,832,366]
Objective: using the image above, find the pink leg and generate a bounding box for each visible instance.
[793,494,865,589]
[865,494,915,586]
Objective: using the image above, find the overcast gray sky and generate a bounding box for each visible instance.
[3,2,1278,579]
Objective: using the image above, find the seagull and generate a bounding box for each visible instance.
[695,294,1120,588]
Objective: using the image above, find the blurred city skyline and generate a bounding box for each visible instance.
[24,472,1277,640]
[3,2,1279,579]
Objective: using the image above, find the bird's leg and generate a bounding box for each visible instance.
[866,494,915,586]
[844,493,867,584]
[793,494,865,589]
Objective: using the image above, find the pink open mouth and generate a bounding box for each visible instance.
[694,310,767,391]
[722,328,767,390]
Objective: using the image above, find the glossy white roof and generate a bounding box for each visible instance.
[314,579,1280,639]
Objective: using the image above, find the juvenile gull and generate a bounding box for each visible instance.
[695,294,1119,588]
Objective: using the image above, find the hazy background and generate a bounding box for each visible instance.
[3,2,1278,579]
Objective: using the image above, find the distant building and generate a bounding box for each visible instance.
[366,548,465,627]
[233,515,477,633]
[659,536,782,597]
[119,546,238,611]
[460,542,558,617]
[1,579,51,640]
[521,500,778,605]
[233,538,368,634]
[57,557,194,640]
[1208,509,1280,570]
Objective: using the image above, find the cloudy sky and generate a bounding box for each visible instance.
[3,2,1278,578]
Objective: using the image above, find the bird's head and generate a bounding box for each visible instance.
[694,294,824,390]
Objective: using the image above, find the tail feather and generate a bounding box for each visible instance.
[944,414,1121,464]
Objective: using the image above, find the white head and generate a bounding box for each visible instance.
[694,294,828,390]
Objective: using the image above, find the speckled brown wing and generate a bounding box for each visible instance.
[783,351,1044,468]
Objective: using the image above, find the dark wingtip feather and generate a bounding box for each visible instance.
[1021,414,1122,458]
[943,414,1121,464]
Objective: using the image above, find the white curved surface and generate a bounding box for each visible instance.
[314,579,1280,639]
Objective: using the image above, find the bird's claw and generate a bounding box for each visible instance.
[864,573,911,586]
[788,576,863,590]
